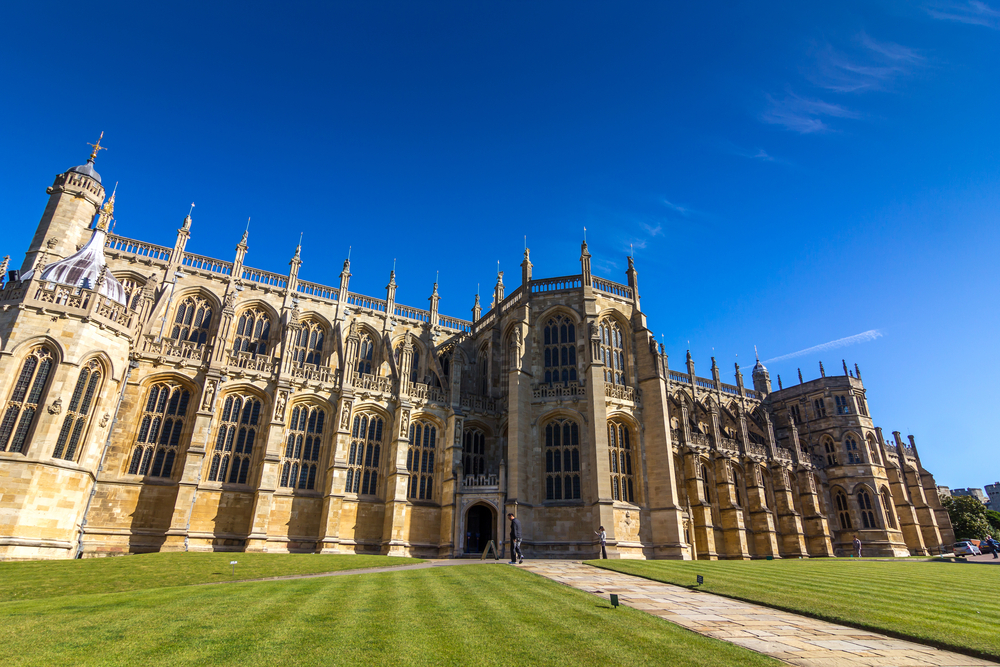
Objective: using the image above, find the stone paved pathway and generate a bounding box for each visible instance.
[520,560,996,667]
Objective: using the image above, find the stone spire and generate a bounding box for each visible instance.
[521,247,532,285]
[819,360,825,377]
[233,220,249,276]
[580,235,592,286]
[429,277,440,324]
[492,267,505,307]
[471,291,481,322]
[386,266,397,315]
[626,254,640,311]
[287,235,303,293]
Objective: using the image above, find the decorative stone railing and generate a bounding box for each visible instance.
[668,371,690,385]
[394,304,431,323]
[745,442,769,459]
[182,252,233,276]
[530,275,583,294]
[463,473,499,489]
[296,280,338,302]
[460,393,497,412]
[688,432,711,448]
[604,382,637,403]
[775,447,794,462]
[592,276,633,300]
[141,335,209,363]
[718,437,740,456]
[534,382,586,400]
[241,266,288,289]
[346,292,387,312]
[105,234,172,262]
[13,281,137,332]
[226,350,275,373]
[407,382,449,404]
[720,382,741,396]
[670,428,683,443]
[437,315,472,332]
[352,372,393,394]
[289,362,334,384]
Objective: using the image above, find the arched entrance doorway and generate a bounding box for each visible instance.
[465,504,496,554]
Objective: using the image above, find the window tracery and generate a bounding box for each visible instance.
[407,419,436,500]
[127,382,191,477]
[543,315,577,384]
[347,413,383,495]
[544,418,581,500]
[279,405,325,490]
[394,343,420,384]
[881,487,896,529]
[835,489,852,530]
[477,346,489,395]
[463,428,485,475]
[53,359,103,461]
[823,438,838,466]
[357,333,375,376]
[858,488,877,528]
[291,321,325,366]
[118,276,145,311]
[232,307,272,356]
[844,435,862,464]
[608,419,635,502]
[835,395,852,415]
[0,346,54,453]
[171,295,213,346]
[599,319,626,385]
[207,394,262,484]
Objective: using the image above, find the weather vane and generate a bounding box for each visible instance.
[87,132,107,161]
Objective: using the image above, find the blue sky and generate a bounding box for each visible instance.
[2,1,997,487]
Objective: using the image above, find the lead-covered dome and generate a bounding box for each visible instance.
[67,159,101,183]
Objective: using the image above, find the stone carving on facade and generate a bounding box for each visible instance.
[223,291,237,314]
[202,381,216,410]
[100,413,111,428]
[47,398,62,415]
[399,409,410,437]
[340,400,353,430]
[275,391,288,420]
[754,465,763,486]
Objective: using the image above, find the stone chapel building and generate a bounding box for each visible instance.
[0,142,955,560]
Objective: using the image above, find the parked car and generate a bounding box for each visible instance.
[953,541,982,556]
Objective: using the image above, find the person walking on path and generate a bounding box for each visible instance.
[508,512,523,564]
[595,526,607,559]
[853,535,862,558]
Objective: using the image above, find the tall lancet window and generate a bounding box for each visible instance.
[171,295,213,347]
[477,346,489,394]
[357,334,374,376]
[0,347,55,453]
[232,307,271,356]
[280,405,325,490]
[599,319,626,385]
[347,413,383,496]
[463,428,486,475]
[543,315,577,384]
[394,343,420,384]
[53,359,103,461]
[292,320,324,366]
[407,419,437,500]
[128,382,191,477]
[207,395,262,484]
[544,418,581,500]
[608,419,635,503]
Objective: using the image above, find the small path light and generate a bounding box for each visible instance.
[610,594,619,608]
[231,560,238,577]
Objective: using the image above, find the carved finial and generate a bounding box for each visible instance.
[798,368,803,384]
[754,344,759,362]
[0,255,9,281]
[240,218,250,245]
[183,203,194,230]
[843,359,849,376]
[777,374,783,390]
[819,360,825,377]
[86,131,107,162]
[95,183,117,231]
[855,363,861,380]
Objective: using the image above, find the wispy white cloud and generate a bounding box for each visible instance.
[764,329,883,364]
[761,93,859,133]
[641,222,663,237]
[810,33,924,93]
[926,1,1000,28]
[663,199,696,217]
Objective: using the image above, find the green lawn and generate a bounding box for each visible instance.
[0,560,778,667]
[0,552,419,602]
[588,558,1000,660]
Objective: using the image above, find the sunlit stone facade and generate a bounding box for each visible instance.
[0,146,955,560]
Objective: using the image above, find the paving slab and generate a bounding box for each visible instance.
[519,560,996,667]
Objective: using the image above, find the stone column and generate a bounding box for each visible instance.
[684,452,717,559]
[796,470,834,557]
[246,389,290,552]
[745,461,779,558]
[772,464,808,557]
[319,394,354,552]
[381,402,412,556]
[714,456,750,559]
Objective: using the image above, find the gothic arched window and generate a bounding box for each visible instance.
[53,359,103,461]
[232,307,272,356]
[608,419,635,502]
[463,428,486,476]
[701,462,711,504]
[835,489,852,530]
[544,418,581,500]
[866,435,879,460]
[844,436,862,464]
[280,405,325,490]
[858,488,877,528]
[477,346,489,394]
[171,295,213,347]
[599,319,626,386]
[407,419,437,500]
[543,315,577,385]
[207,394,262,484]
[118,276,145,311]
[292,321,325,366]
[394,343,421,384]
[347,413,383,496]
[127,382,191,477]
[823,438,838,466]
[881,487,896,529]
[357,334,374,376]
[0,346,55,453]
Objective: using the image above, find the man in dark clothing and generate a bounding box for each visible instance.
[508,512,523,564]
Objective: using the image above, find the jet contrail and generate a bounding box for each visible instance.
[764,330,883,364]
